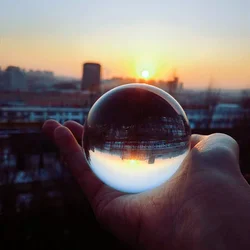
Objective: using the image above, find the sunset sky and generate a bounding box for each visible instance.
[1,0,250,89]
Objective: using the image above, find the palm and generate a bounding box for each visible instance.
[92,180,174,246]
[86,152,227,249]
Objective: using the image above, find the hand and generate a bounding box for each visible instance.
[43,120,250,250]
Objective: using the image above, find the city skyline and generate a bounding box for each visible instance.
[1,0,250,89]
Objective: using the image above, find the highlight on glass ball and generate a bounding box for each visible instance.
[82,84,191,193]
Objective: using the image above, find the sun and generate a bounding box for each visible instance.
[125,159,140,167]
[129,160,137,165]
[141,70,150,79]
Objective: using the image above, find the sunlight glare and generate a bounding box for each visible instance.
[129,159,138,165]
[141,70,150,79]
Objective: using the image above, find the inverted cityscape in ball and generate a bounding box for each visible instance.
[82,83,191,193]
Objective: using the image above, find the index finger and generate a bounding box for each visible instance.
[54,126,104,203]
[64,120,83,142]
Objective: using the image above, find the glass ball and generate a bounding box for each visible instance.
[83,83,191,193]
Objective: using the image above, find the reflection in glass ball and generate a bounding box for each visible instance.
[83,84,191,193]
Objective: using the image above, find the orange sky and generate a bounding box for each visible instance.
[1,0,250,89]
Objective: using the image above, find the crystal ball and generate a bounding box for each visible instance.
[83,83,191,193]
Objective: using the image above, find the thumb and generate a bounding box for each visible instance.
[190,133,240,174]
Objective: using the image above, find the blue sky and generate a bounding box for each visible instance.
[1,0,250,88]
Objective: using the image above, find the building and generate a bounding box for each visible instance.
[101,77,136,93]
[81,63,101,91]
[0,106,89,125]
[3,66,27,91]
[185,105,210,129]
[26,69,55,91]
[210,103,244,129]
[53,81,81,91]
[27,70,54,78]
[0,90,93,107]
[185,103,246,129]
[0,67,3,86]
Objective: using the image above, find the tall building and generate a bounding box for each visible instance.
[0,67,3,83]
[3,66,27,91]
[81,63,101,91]
[0,68,3,89]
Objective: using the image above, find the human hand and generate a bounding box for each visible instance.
[43,120,250,250]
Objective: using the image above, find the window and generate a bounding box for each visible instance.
[35,111,44,116]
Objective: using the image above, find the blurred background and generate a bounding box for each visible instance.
[1,0,250,248]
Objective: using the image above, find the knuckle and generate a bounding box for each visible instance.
[210,133,238,147]
[192,133,239,166]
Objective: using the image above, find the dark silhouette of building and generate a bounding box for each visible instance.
[3,66,27,91]
[81,63,101,92]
